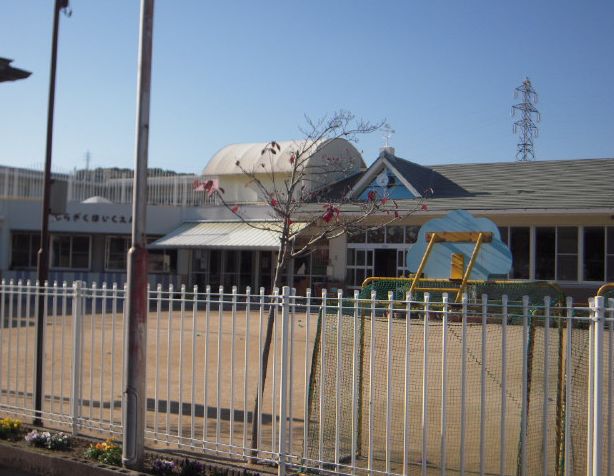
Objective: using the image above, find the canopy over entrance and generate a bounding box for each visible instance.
[149,220,307,250]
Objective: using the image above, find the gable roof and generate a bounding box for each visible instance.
[427,157,614,211]
[343,152,614,212]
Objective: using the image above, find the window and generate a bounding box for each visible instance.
[51,235,91,269]
[311,249,329,277]
[10,232,40,269]
[405,226,419,244]
[345,249,373,288]
[535,227,555,280]
[386,225,404,244]
[105,236,129,271]
[556,227,578,281]
[510,227,530,279]
[608,227,614,282]
[367,227,385,243]
[584,227,605,281]
[148,249,176,274]
[498,227,509,245]
[347,230,366,243]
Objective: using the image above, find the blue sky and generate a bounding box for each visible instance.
[1,1,613,174]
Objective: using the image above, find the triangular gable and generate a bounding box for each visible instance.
[348,153,422,201]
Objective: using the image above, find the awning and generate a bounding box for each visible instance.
[149,221,307,250]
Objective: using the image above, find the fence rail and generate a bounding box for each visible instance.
[0,279,612,475]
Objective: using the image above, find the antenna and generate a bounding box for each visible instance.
[512,77,540,161]
[382,124,395,148]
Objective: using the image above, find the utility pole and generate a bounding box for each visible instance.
[512,77,540,162]
[122,0,154,470]
[34,0,70,427]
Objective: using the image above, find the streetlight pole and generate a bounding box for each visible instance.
[122,0,154,470]
[34,0,69,427]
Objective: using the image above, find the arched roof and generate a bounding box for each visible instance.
[202,138,364,176]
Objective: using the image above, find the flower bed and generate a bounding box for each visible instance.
[0,416,265,476]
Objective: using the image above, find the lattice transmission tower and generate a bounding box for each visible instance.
[512,77,540,161]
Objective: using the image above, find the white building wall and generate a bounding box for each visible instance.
[328,234,347,282]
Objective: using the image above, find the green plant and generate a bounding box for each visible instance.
[84,438,122,466]
[48,432,71,450]
[25,430,71,450]
[0,417,22,440]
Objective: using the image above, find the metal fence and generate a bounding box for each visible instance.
[0,165,218,207]
[0,279,612,476]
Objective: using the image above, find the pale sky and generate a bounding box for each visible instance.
[1,0,613,174]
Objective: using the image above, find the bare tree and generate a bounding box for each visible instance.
[203,110,427,456]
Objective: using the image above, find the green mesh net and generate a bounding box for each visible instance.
[304,279,598,476]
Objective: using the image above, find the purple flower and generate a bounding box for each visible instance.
[152,459,176,476]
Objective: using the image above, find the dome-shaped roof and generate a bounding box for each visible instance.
[202,138,364,176]
[82,195,113,204]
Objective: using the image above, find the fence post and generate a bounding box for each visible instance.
[592,296,605,476]
[278,286,290,476]
[70,280,83,435]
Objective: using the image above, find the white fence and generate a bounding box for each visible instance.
[0,279,612,475]
[0,165,218,207]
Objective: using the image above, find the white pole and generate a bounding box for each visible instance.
[500,295,508,475]
[564,297,573,476]
[460,294,467,476]
[542,296,551,475]
[335,289,343,468]
[403,291,412,476]
[278,286,290,476]
[480,294,487,475]
[303,289,312,461]
[351,289,360,474]
[385,291,393,474]
[587,298,595,476]
[440,293,449,476]
[593,296,605,476]
[70,281,82,435]
[521,296,529,476]
[421,293,430,476]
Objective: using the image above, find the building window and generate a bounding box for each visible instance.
[51,235,91,270]
[607,227,614,282]
[148,249,176,274]
[10,232,40,269]
[105,236,129,271]
[584,227,605,281]
[498,227,509,245]
[535,227,555,280]
[386,225,404,244]
[556,227,578,281]
[510,227,530,279]
[405,226,419,244]
[367,227,385,243]
[346,249,374,288]
[347,230,366,243]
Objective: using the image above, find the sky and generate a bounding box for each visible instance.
[1,0,613,174]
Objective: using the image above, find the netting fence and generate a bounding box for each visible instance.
[305,281,612,475]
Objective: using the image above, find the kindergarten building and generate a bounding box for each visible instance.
[1,141,613,299]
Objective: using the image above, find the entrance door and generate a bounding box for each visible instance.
[374,249,398,277]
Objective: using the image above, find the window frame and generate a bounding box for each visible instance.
[50,234,92,271]
[105,235,130,272]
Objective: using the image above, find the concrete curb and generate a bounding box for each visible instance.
[0,440,147,476]
[0,439,271,476]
